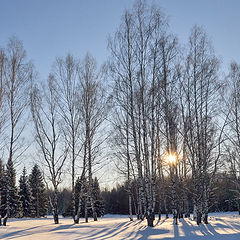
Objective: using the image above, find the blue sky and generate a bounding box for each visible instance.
[1,0,240,186]
[1,0,240,79]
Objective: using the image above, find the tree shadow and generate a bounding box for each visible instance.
[73,220,169,240]
[154,217,168,226]
[2,216,240,240]
[49,223,75,231]
[174,223,180,238]
[135,226,169,240]
[0,224,50,239]
[75,221,133,240]
[177,218,240,240]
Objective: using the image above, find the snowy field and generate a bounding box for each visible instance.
[0,212,240,240]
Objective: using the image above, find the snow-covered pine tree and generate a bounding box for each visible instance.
[0,168,8,225]
[19,167,32,217]
[29,164,48,217]
[5,158,20,218]
[92,177,104,217]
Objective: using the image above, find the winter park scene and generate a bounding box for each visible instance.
[1,0,240,239]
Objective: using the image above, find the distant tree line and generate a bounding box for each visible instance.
[101,172,240,216]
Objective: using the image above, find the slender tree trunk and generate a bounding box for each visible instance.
[85,198,88,223]
[128,194,133,221]
[126,110,133,221]
[75,181,83,224]
[3,213,8,226]
[72,152,76,222]
[202,186,209,224]
[171,166,178,225]
[158,201,161,220]
[53,190,59,224]
[164,198,169,219]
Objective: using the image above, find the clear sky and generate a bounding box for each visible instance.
[1,0,240,187]
[1,0,240,79]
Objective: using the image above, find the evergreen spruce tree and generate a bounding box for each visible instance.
[5,158,20,218]
[19,167,32,217]
[0,169,8,225]
[92,177,104,217]
[29,164,48,217]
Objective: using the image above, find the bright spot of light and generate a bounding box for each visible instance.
[167,154,176,164]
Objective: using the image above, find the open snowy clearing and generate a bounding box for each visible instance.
[0,213,240,240]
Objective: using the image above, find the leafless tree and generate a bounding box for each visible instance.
[52,54,82,223]
[78,53,108,222]
[110,108,135,221]
[0,48,7,147]
[1,37,33,225]
[30,75,68,224]
[223,62,240,212]
[179,26,224,224]
[4,37,33,165]
[109,0,173,226]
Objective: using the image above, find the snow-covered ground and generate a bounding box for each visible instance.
[0,212,240,239]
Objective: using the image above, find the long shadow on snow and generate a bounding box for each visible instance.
[75,221,134,240]
[214,217,240,232]
[169,218,240,240]
[132,225,169,240]
[0,224,50,239]
[72,220,169,240]
[49,223,75,231]
[154,217,168,226]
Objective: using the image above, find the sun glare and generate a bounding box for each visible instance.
[167,154,176,164]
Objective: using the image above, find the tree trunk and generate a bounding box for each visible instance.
[196,204,202,225]
[173,209,178,225]
[75,182,85,224]
[202,185,209,224]
[128,194,133,221]
[90,195,97,221]
[74,196,81,224]
[164,198,169,219]
[197,212,201,225]
[146,209,154,227]
[85,199,88,223]
[185,199,190,218]
[49,191,59,224]
[54,190,59,224]
[72,170,76,222]
[53,212,59,224]
[158,209,161,220]
[3,214,8,226]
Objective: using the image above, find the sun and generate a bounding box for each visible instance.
[167,154,176,164]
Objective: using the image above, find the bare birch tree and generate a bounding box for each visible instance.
[78,53,108,222]
[52,54,82,223]
[224,62,240,212]
[0,48,7,145]
[30,75,68,224]
[1,37,33,225]
[179,26,223,224]
[109,0,172,226]
[4,37,33,164]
